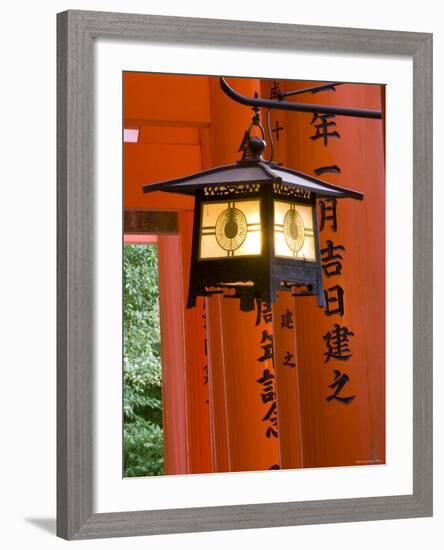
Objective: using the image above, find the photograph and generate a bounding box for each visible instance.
[122,72,386,477]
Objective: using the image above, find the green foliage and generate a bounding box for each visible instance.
[123,244,164,477]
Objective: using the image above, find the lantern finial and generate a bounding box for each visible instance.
[238,107,267,161]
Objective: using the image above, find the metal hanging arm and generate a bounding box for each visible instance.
[277,81,344,99]
[220,77,382,120]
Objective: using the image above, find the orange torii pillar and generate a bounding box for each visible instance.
[202,77,281,472]
[158,211,213,476]
[260,78,304,470]
[157,234,189,475]
[271,294,304,469]
[282,81,386,468]
[180,211,213,474]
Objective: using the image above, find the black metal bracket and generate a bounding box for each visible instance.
[220,78,382,120]
[277,81,345,100]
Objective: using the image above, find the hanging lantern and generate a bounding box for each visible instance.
[143,111,363,312]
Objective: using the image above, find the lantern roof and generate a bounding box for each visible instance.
[142,160,364,201]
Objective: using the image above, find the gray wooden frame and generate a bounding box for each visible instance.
[57,9,433,540]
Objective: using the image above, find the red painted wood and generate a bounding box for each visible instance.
[272,294,304,469]
[157,235,188,474]
[179,211,213,474]
[282,81,386,468]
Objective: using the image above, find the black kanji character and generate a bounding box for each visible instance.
[321,239,345,277]
[310,113,340,146]
[258,330,274,362]
[326,369,356,404]
[324,285,345,316]
[280,309,294,329]
[283,351,296,368]
[319,198,338,232]
[323,324,354,362]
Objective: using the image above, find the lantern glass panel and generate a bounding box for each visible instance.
[274,199,316,261]
[199,198,261,259]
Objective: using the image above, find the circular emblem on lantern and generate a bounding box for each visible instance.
[283,208,305,252]
[215,207,248,251]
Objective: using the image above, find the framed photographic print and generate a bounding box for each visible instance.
[57,10,432,540]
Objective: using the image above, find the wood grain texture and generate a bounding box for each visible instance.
[57,10,94,540]
[412,35,433,513]
[57,9,433,540]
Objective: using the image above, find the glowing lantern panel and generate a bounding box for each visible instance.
[199,199,262,259]
[274,200,316,261]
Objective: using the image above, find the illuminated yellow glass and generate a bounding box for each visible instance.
[199,199,261,259]
[274,200,316,261]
